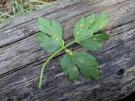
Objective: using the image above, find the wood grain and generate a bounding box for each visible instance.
[0,0,135,101]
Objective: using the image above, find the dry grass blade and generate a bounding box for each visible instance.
[0,0,56,24]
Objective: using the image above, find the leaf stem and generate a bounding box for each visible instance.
[38,40,76,88]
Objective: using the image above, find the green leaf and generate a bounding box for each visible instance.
[79,38,102,51]
[89,13,109,33]
[71,52,100,80]
[73,13,109,42]
[37,17,64,52]
[37,13,109,88]
[60,54,79,81]
[74,17,93,42]
[36,32,62,52]
[93,32,110,43]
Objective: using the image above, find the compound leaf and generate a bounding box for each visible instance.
[60,54,79,81]
[37,13,110,88]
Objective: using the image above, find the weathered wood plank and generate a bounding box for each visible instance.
[0,0,133,76]
[0,0,135,101]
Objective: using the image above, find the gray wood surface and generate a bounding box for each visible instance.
[0,0,135,101]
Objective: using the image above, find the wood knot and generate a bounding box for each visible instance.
[117,68,125,76]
